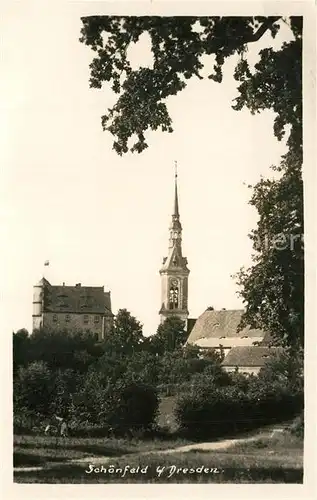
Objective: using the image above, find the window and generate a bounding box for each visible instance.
[65,314,70,322]
[169,279,179,309]
[84,315,89,324]
[94,316,100,324]
[53,314,58,322]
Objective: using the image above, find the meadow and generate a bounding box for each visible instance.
[14,427,303,483]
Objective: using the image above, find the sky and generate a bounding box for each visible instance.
[2,3,292,336]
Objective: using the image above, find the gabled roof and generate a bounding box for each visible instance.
[222,346,283,367]
[160,245,189,272]
[187,309,264,344]
[43,282,112,314]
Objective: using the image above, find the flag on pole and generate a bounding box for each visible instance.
[44,260,50,266]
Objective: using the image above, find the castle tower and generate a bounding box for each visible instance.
[32,277,47,330]
[159,163,190,325]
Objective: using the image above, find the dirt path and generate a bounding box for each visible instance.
[149,435,260,454]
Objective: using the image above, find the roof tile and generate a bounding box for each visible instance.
[187,309,264,344]
[222,346,283,367]
[43,283,112,314]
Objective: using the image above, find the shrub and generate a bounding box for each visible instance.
[290,411,304,438]
[102,382,159,434]
[175,380,304,439]
[13,410,43,435]
[70,379,159,436]
[14,361,56,417]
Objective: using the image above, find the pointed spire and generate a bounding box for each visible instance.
[174,160,179,217]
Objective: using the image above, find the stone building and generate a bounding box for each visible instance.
[159,167,190,326]
[32,278,113,340]
[221,345,283,375]
[186,309,264,355]
[186,308,280,375]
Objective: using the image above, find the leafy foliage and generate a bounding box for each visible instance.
[70,374,159,435]
[257,347,304,391]
[14,361,56,417]
[79,16,301,156]
[13,308,231,435]
[27,328,103,372]
[13,329,30,376]
[235,150,303,351]
[104,308,146,354]
[289,411,304,438]
[176,376,303,439]
[150,316,188,354]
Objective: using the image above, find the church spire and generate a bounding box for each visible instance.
[174,161,179,217]
[159,161,190,325]
[170,160,182,239]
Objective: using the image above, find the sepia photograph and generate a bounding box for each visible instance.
[2,1,315,492]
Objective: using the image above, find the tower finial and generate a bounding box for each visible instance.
[174,160,179,217]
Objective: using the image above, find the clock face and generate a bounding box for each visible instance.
[173,232,178,238]
[171,279,178,287]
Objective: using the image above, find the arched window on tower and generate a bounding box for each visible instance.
[169,279,179,309]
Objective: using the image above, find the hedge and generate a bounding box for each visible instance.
[175,383,304,438]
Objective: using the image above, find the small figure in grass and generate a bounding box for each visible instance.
[45,415,68,437]
[60,418,68,437]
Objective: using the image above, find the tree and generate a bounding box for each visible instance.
[104,308,145,355]
[124,351,160,386]
[14,361,55,417]
[257,347,304,392]
[28,328,103,372]
[235,150,303,352]
[13,329,30,376]
[150,316,187,355]
[79,16,301,156]
[50,369,83,418]
[70,371,159,434]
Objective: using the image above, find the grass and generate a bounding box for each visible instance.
[14,430,303,483]
[13,434,192,467]
[221,429,303,456]
[14,450,303,483]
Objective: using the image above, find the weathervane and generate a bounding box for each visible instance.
[174,160,178,179]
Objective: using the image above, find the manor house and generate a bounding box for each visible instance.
[32,278,113,340]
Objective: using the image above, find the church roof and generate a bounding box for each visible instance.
[186,309,264,346]
[222,346,283,367]
[43,282,112,315]
[160,245,189,272]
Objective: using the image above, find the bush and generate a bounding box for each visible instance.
[106,382,159,434]
[13,411,43,435]
[175,380,304,439]
[290,411,304,438]
[175,385,251,438]
[70,379,159,436]
[14,361,56,417]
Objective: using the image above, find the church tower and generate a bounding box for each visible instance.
[159,163,190,325]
